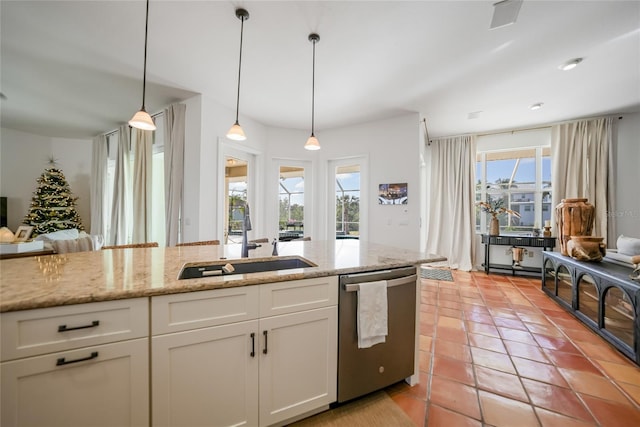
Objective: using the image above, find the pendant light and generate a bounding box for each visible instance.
[304,33,321,150]
[129,0,156,131]
[227,8,249,141]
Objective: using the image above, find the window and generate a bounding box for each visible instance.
[476,147,551,234]
[279,166,305,240]
[335,165,360,239]
[104,117,166,245]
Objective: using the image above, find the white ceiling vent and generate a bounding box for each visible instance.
[490,0,523,29]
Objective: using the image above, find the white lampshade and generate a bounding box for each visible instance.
[304,135,321,150]
[129,109,156,130]
[227,122,246,141]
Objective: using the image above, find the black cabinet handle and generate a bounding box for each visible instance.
[56,351,99,366]
[263,330,268,354]
[250,332,255,357]
[58,320,100,332]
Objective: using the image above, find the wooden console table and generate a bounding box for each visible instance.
[481,234,556,276]
[542,251,639,365]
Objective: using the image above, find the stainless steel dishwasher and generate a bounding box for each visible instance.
[337,266,417,402]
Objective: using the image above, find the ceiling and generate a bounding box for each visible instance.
[1,1,639,140]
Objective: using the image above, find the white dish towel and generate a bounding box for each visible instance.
[357,280,388,349]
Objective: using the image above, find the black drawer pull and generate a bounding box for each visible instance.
[250,332,256,357]
[58,320,100,332]
[56,351,99,366]
[263,330,268,354]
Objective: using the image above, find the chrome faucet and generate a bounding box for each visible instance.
[241,204,258,258]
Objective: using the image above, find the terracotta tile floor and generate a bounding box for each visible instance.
[384,270,640,427]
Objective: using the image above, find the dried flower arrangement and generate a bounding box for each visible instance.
[476,195,521,219]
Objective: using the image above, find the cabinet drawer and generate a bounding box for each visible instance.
[259,276,338,317]
[1,298,148,362]
[1,338,149,427]
[152,286,260,335]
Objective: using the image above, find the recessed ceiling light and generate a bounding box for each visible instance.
[468,111,482,119]
[530,103,544,110]
[559,58,583,71]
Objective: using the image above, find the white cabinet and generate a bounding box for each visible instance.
[152,286,260,427]
[153,319,260,427]
[1,299,149,427]
[152,276,338,427]
[259,306,337,427]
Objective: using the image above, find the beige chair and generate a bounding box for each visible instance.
[102,242,159,249]
[176,240,220,247]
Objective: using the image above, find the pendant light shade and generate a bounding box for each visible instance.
[129,109,156,130]
[129,0,156,131]
[304,33,321,151]
[227,8,249,141]
[227,122,246,140]
[304,135,321,150]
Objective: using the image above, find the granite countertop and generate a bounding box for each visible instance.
[0,240,445,312]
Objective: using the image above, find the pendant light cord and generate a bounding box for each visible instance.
[141,0,150,111]
[235,15,246,123]
[310,37,316,136]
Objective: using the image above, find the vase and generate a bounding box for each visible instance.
[489,216,500,236]
[566,236,606,262]
[511,247,526,267]
[555,198,595,256]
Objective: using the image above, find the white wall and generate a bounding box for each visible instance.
[266,113,423,251]
[182,95,203,244]
[0,128,91,232]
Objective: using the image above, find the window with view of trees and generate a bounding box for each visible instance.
[279,166,305,240]
[476,147,552,234]
[335,165,360,239]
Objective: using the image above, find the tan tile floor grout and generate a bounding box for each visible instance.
[384,270,640,427]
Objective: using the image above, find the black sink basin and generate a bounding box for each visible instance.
[178,256,316,279]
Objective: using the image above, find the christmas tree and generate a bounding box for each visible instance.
[23,167,85,236]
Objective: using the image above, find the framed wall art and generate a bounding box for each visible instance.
[378,183,408,205]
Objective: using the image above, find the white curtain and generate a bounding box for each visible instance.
[551,117,614,241]
[132,129,153,243]
[163,103,186,247]
[108,125,131,245]
[90,134,108,236]
[424,135,476,271]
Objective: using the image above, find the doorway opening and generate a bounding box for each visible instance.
[335,164,361,240]
[224,156,248,244]
[278,166,305,241]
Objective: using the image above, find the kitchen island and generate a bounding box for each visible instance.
[1,240,444,427]
[0,239,443,312]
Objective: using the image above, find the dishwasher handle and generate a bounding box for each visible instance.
[343,274,417,292]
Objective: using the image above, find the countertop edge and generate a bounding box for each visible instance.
[1,256,445,313]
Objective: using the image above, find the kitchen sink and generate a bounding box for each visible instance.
[178,256,317,279]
